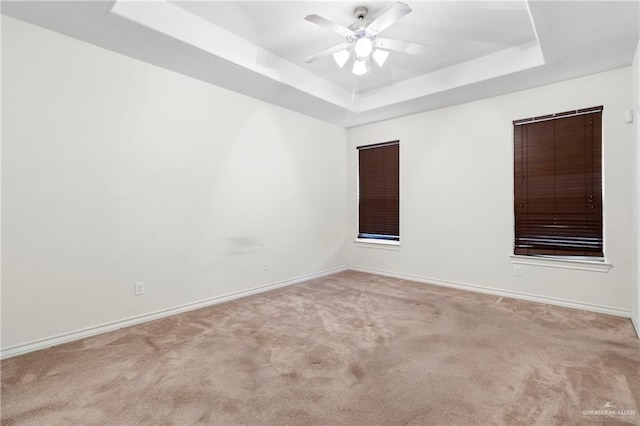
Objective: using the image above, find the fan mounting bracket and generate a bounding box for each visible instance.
[353,6,368,20]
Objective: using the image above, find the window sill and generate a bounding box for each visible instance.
[354,238,401,251]
[510,255,611,273]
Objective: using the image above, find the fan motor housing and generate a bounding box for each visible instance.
[349,6,371,36]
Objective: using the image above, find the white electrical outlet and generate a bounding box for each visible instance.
[513,266,523,278]
[263,261,270,271]
[135,281,145,296]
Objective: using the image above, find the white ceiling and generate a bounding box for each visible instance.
[2,1,639,128]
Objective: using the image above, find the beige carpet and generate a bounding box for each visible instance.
[2,271,639,425]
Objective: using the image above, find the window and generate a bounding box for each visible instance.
[513,106,603,258]
[358,141,399,241]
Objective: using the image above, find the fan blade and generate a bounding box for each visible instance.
[305,14,354,39]
[375,38,428,56]
[366,2,412,36]
[305,43,352,64]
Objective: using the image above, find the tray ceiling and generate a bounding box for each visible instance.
[2,1,639,128]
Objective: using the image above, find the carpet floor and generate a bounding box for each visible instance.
[2,271,639,425]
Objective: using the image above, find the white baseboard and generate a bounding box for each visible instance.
[631,315,640,338]
[0,265,348,360]
[349,266,633,319]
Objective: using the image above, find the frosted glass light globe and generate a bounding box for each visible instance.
[354,37,373,58]
[372,49,389,67]
[332,50,350,68]
[352,58,367,76]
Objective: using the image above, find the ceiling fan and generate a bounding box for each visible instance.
[304,2,428,76]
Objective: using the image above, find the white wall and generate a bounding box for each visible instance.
[1,16,348,353]
[347,67,635,315]
[633,41,640,334]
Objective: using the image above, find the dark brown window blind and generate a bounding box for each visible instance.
[514,107,603,258]
[358,141,399,240]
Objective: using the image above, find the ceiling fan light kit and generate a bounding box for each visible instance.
[304,2,428,77]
